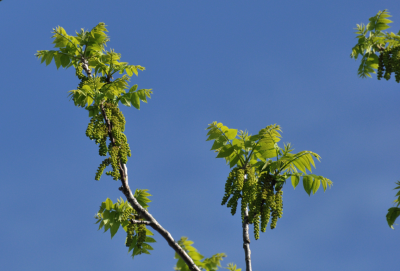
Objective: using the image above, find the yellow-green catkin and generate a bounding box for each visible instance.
[235,169,245,191]
[379,46,400,82]
[253,214,260,240]
[106,146,121,180]
[275,190,283,218]
[125,223,135,247]
[95,158,111,181]
[120,207,134,221]
[260,204,270,232]
[227,191,241,215]
[241,198,247,223]
[242,167,255,204]
[247,166,256,186]
[76,65,89,89]
[87,102,133,182]
[136,224,147,248]
[270,212,278,229]
[222,169,236,205]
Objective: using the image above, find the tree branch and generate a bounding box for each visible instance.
[130,219,152,225]
[242,173,252,271]
[242,207,252,271]
[79,58,201,271]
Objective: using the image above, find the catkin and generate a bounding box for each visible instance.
[86,102,132,181]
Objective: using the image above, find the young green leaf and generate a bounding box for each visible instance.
[216,146,235,158]
[291,175,300,189]
[386,207,400,229]
[225,129,238,140]
[130,92,140,110]
[303,175,313,196]
[129,84,138,93]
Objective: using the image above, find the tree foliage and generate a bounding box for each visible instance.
[174,237,238,271]
[386,181,400,229]
[37,23,242,271]
[207,121,331,270]
[351,10,400,229]
[94,191,156,258]
[350,9,400,80]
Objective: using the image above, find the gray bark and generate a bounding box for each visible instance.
[242,206,252,271]
[242,173,252,271]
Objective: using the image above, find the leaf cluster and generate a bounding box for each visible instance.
[174,237,240,271]
[95,191,156,258]
[87,102,131,181]
[386,181,400,229]
[35,23,152,110]
[207,122,332,239]
[206,122,332,196]
[350,9,400,79]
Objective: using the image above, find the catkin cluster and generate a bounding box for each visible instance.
[121,207,135,221]
[136,224,147,248]
[104,103,131,163]
[125,223,135,247]
[86,102,132,181]
[125,221,147,250]
[86,113,108,156]
[76,65,89,89]
[122,208,147,250]
[222,166,257,221]
[378,46,400,82]
[95,158,111,181]
[251,173,283,237]
[222,167,284,240]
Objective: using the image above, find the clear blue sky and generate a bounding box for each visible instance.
[1,1,399,270]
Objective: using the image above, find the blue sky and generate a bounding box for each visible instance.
[1,0,400,270]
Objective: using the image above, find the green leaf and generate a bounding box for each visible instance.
[189,251,204,261]
[134,189,152,209]
[86,96,93,106]
[105,198,113,210]
[225,129,238,140]
[206,129,223,141]
[137,89,148,103]
[321,178,327,191]
[60,54,70,67]
[131,66,138,76]
[211,135,228,150]
[40,52,47,64]
[229,154,240,168]
[45,52,53,66]
[378,18,393,24]
[386,207,400,229]
[110,221,120,238]
[120,95,131,107]
[216,146,235,158]
[81,85,91,92]
[311,177,320,194]
[376,24,390,31]
[303,176,313,196]
[145,237,156,243]
[129,84,138,93]
[130,92,140,110]
[260,148,277,159]
[54,54,61,69]
[291,175,300,189]
[126,67,133,76]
